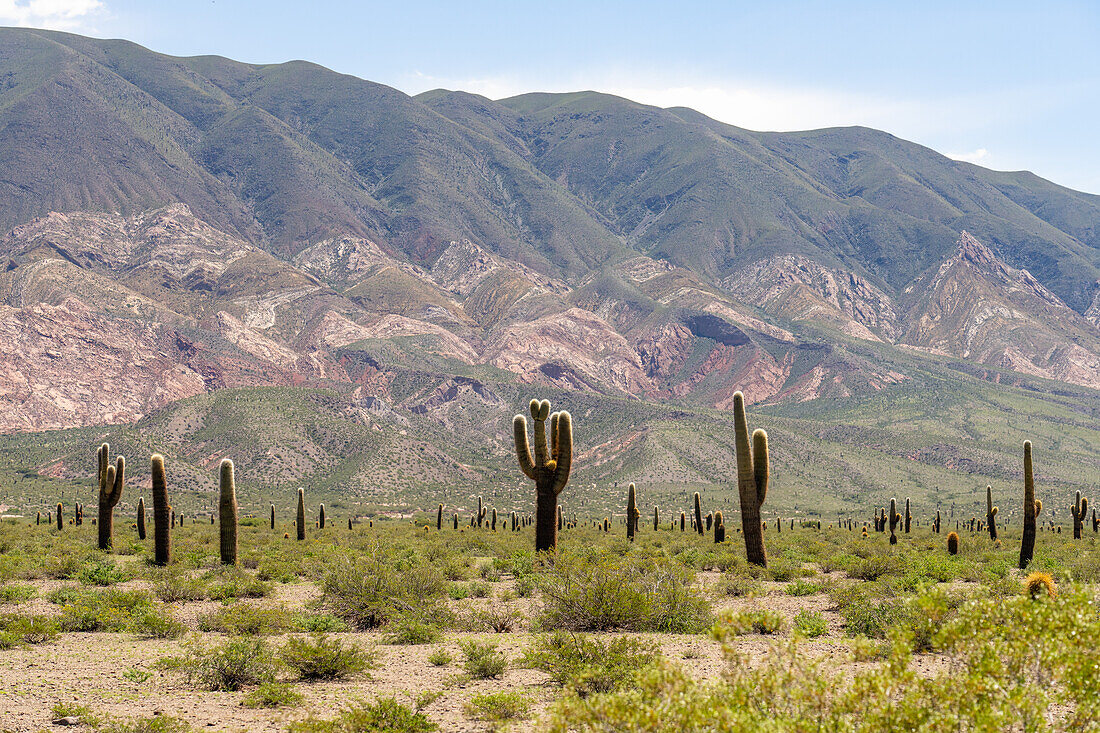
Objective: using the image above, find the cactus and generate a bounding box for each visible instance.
[733,392,770,567]
[904,498,912,534]
[1024,571,1056,599]
[947,531,959,555]
[1072,490,1088,540]
[934,510,941,534]
[319,503,326,530]
[491,508,497,531]
[217,459,238,565]
[453,514,458,530]
[626,483,639,541]
[513,399,573,553]
[557,504,563,532]
[36,511,40,526]
[437,504,443,531]
[1019,441,1036,569]
[270,504,275,530]
[151,455,170,566]
[96,444,125,551]
[714,510,725,543]
[56,502,62,530]
[296,488,306,541]
[706,513,713,531]
[477,497,484,528]
[1093,508,1099,533]
[692,492,702,536]
[653,505,659,532]
[137,497,146,540]
[984,485,998,541]
[888,498,899,545]
[680,511,685,532]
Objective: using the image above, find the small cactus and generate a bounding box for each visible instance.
[137,497,146,540]
[437,504,443,531]
[1024,571,1056,599]
[218,459,238,566]
[319,503,326,530]
[270,504,275,530]
[904,497,912,534]
[714,510,725,543]
[56,502,62,531]
[626,483,639,541]
[151,454,170,566]
[986,485,998,541]
[680,511,685,532]
[694,492,703,536]
[296,488,306,541]
[888,498,899,545]
[653,505,659,532]
[1071,491,1088,540]
[947,531,959,555]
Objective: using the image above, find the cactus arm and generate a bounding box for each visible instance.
[733,394,754,488]
[549,412,559,458]
[532,400,551,467]
[513,415,537,479]
[752,429,769,506]
[550,411,572,494]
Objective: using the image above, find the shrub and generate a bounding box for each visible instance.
[427,649,452,667]
[717,576,761,598]
[198,604,292,635]
[785,579,823,596]
[459,639,507,679]
[96,715,191,733]
[177,637,277,691]
[150,569,205,603]
[0,584,36,603]
[77,558,128,586]
[793,609,828,638]
[536,550,711,633]
[241,682,304,709]
[382,615,442,645]
[280,633,376,681]
[295,613,351,633]
[287,698,436,733]
[463,691,531,722]
[51,588,178,635]
[521,632,658,696]
[322,549,447,630]
[717,609,787,635]
[0,613,57,648]
[468,602,524,633]
[206,570,271,601]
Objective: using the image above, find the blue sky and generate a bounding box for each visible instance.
[5,0,1099,193]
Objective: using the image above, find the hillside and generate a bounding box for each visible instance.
[2,29,1100,517]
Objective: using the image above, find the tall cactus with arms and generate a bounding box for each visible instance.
[513,399,572,553]
[96,443,125,550]
[733,391,769,567]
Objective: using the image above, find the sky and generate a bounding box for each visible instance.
[3,0,1099,193]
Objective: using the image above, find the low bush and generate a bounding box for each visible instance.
[0,613,57,648]
[241,682,304,709]
[176,637,277,691]
[521,632,658,697]
[459,638,507,679]
[287,698,436,733]
[463,691,531,723]
[280,633,376,681]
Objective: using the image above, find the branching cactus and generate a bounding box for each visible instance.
[96,444,125,551]
[733,392,769,567]
[1019,441,1036,569]
[219,459,238,565]
[1072,490,1088,540]
[987,485,998,541]
[513,398,573,553]
[137,497,146,540]
[151,454,170,566]
[477,497,484,528]
[296,488,306,541]
[889,498,899,545]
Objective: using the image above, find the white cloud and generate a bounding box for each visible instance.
[0,0,103,31]
[947,148,991,164]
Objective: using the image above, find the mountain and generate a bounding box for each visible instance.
[3,28,1100,515]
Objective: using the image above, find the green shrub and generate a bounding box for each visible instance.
[206,570,271,601]
[521,632,658,696]
[785,579,823,596]
[96,715,191,733]
[447,583,471,600]
[382,615,442,645]
[463,691,531,722]
[427,648,452,667]
[51,588,178,635]
[536,550,711,633]
[50,702,101,727]
[150,569,205,603]
[0,584,36,603]
[459,639,507,679]
[295,613,351,633]
[77,558,128,586]
[177,637,277,691]
[198,604,292,635]
[717,576,761,598]
[0,613,57,648]
[716,609,787,636]
[793,609,828,638]
[322,549,447,629]
[241,682,304,709]
[287,698,436,733]
[280,633,376,681]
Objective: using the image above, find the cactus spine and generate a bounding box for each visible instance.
[218,459,238,565]
[296,488,306,541]
[694,492,703,536]
[96,444,125,550]
[151,455,170,566]
[734,392,769,567]
[1019,441,1036,569]
[1071,490,1088,540]
[137,497,146,540]
[513,399,573,553]
[987,485,998,541]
